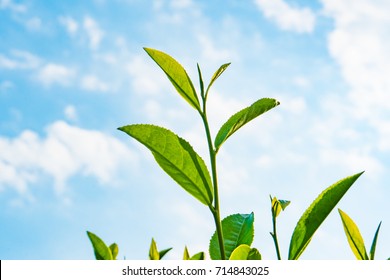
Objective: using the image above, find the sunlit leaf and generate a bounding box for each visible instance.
[271,196,290,218]
[229,244,251,260]
[183,246,204,260]
[209,212,254,260]
[183,246,190,260]
[369,222,382,260]
[288,172,364,260]
[338,209,368,260]
[149,238,159,260]
[214,98,280,152]
[144,48,200,111]
[119,124,213,206]
[86,231,113,260]
[109,243,119,260]
[205,63,231,99]
[229,245,262,260]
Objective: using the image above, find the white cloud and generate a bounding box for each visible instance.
[83,16,104,50]
[279,96,307,115]
[127,55,169,96]
[321,0,390,168]
[292,76,311,88]
[320,148,383,177]
[59,16,79,35]
[152,0,201,24]
[170,0,193,10]
[323,0,390,115]
[0,159,31,194]
[0,0,27,13]
[0,50,41,69]
[80,74,109,92]
[0,121,137,196]
[64,105,78,121]
[197,34,235,63]
[254,0,316,33]
[36,63,75,87]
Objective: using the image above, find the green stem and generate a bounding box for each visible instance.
[271,214,282,260]
[200,97,226,260]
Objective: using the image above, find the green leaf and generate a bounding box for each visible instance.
[159,247,173,260]
[109,243,119,260]
[214,98,280,152]
[279,199,291,210]
[144,47,200,111]
[197,64,205,100]
[338,209,369,260]
[184,246,205,260]
[229,245,262,260]
[209,213,255,260]
[369,221,382,260]
[247,248,262,260]
[229,244,251,260]
[119,124,213,206]
[205,63,230,99]
[271,196,290,218]
[190,252,205,260]
[149,238,159,260]
[86,231,113,260]
[183,246,190,260]
[288,172,364,260]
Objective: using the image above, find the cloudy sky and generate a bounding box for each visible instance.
[1,0,389,260]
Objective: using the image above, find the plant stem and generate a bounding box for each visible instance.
[271,214,282,260]
[200,98,226,260]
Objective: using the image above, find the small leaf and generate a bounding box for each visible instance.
[197,64,205,99]
[183,246,190,260]
[229,244,251,260]
[183,246,204,260]
[214,98,280,152]
[338,209,369,260]
[279,199,291,210]
[119,124,213,206]
[209,213,255,260]
[109,243,119,260]
[288,172,364,260]
[271,196,290,218]
[205,63,231,99]
[229,245,262,260]
[369,221,382,260]
[149,238,159,260]
[144,48,200,111]
[247,248,262,260]
[159,247,173,260]
[190,252,205,260]
[86,231,113,260]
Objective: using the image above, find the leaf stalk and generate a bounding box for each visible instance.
[270,213,282,260]
[200,80,226,260]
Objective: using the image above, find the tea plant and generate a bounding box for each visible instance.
[87,231,119,260]
[87,48,387,260]
[338,209,383,260]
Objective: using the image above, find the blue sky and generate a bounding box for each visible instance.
[1,0,389,260]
